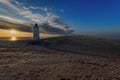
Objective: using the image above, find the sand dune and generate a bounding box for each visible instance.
[0,36,120,80]
[43,36,120,57]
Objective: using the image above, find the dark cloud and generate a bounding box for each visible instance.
[0,20,32,32]
[0,18,74,35]
[40,23,74,34]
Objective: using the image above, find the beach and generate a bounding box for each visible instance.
[0,36,120,80]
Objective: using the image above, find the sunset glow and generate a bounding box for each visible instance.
[10,30,17,34]
[10,37,17,41]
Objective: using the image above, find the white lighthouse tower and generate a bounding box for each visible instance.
[33,23,40,40]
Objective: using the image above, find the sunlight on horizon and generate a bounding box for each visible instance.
[10,37,17,41]
[0,29,61,39]
[9,29,18,41]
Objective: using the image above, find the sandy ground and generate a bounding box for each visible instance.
[0,40,120,80]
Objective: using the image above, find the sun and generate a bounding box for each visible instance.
[10,29,17,34]
[10,37,17,41]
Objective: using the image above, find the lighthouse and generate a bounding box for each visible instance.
[33,23,40,40]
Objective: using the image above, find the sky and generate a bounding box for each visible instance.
[0,0,120,37]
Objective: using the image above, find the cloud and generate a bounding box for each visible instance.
[29,6,40,10]
[0,0,19,11]
[0,19,32,32]
[40,23,74,34]
[44,13,74,34]
[0,0,74,35]
[0,15,74,34]
[14,1,19,5]
[0,15,31,25]
[40,7,48,12]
